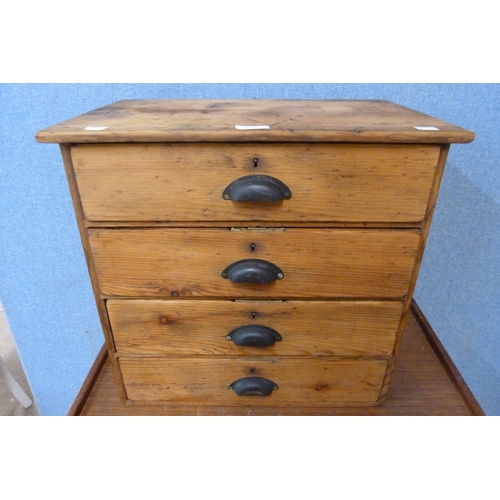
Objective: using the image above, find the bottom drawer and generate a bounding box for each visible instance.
[119,357,388,406]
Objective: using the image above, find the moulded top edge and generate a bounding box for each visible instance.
[35,99,475,144]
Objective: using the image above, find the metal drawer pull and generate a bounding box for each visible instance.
[228,377,278,396]
[221,259,284,283]
[226,325,282,346]
[222,174,292,202]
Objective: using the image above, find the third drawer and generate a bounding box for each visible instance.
[107,299,404,357]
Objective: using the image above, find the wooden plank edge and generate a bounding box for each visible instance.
[35,130,475,144]
[67,344,108,416]
[411,299,485,416]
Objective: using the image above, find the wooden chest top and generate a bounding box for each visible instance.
[35,99,475,144]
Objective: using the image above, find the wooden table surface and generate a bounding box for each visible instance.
[73,302,483,416]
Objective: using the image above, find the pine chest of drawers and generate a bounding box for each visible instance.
[36,99,474,409]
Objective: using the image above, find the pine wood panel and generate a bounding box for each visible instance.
[119,357,388,405]
[36,99,475,144]
[107,299,403,356]
[377,145,450,402]
[75,307,483,415]
[71,143,440,223]
[59,146,127,400]
[89,228,421,298]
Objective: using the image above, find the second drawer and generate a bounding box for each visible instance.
[89,228,421,298]
[107,299,403,356]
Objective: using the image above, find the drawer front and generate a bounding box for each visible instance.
[108,300,403,356]
[119,357,388,405]
[72,143,440,223]
[89,228,420,298]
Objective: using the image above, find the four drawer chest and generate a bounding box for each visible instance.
[36,99,474,410]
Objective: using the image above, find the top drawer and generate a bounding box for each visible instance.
[71,143,441,223]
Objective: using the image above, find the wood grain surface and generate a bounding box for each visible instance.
[107,299,403,356]
[76,307,483,415]
[72,143,440,223]
[89,228,421,298]
[35,99,475,144]
[119,357,388,406]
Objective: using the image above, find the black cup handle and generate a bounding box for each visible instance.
[222,175,292,202]
[226,325,282,346]
[221,259,284,284]
[228,377,278,396]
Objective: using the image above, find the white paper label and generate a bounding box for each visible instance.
[235,125,270,130]
[84,126,108,131]
[414,126,440,131]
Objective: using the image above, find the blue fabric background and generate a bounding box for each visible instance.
[1,83,498,415]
